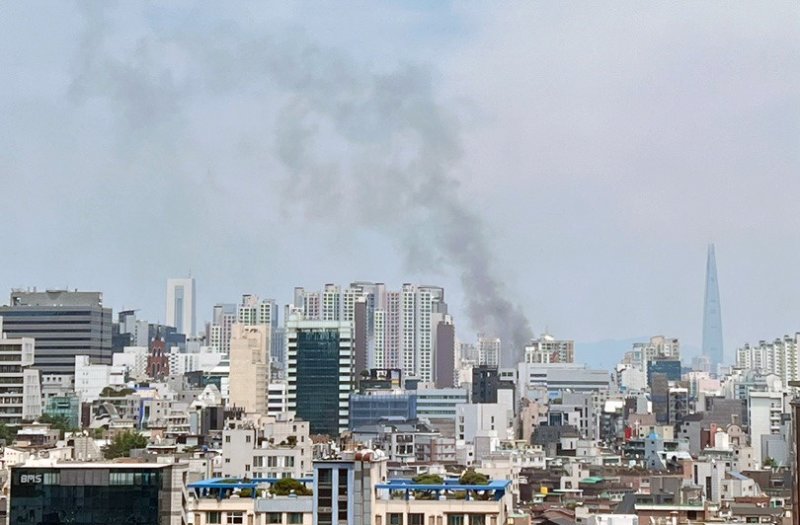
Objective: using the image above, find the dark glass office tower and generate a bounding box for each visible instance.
[287,319,354,436]
[702,244,724,370]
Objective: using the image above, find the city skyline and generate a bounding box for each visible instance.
[2,3,798,359]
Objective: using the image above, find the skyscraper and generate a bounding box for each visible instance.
[166,277,196,336]
[286,315,354,436]
[229,323,270,415]
[702,244,724,369]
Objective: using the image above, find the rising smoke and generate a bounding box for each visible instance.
[70,5,533,365]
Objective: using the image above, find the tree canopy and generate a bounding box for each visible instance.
[38,414,76,438]
[459,468,490,485]
[0,422,16,444]
[412,473,444,484]
[270,477,312,496]
[104,431,148,459]
[100,386,136,398]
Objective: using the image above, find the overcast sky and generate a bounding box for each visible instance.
[2,2,798,363]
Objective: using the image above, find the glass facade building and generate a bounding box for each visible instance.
[647,359,682,386]
[43,395,81,429]
[287,318,354,437]
[295,329,343,436]
[348,393,417,430]
[10,464,181,525]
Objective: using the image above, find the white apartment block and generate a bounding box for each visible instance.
[622,336,680,368]
[222,414,313,478]
[456,402,514,443]
[525,333,574,363]
[736,334,800,386]
[478,335,502,368]
[112,346,149,378]
[209,303,236,355]
[747,391,786,465]
[238,294,278,328]
[74,355,125,402]
[167,346,225,376]
[0,318,42,423]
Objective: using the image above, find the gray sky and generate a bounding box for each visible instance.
[1,2,798,363]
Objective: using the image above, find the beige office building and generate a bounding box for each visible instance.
[229,324,270,415]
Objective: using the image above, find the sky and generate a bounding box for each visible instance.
[1,2,798,365]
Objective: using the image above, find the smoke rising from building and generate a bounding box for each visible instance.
[68,5,532,364]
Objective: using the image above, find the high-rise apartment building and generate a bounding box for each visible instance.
[748,391,786,464]
[286,316,354,436]
[433,313,455,388]
[373,284,448,382]
[478,335,502,368]
[0,290,112,377]
[229,324,270,415]
[736,334,800,386]
[237,294,278,327]
[294,282,449,383]
[209,303,236,355]
[622,336,681,369]
[236,294,285,371]
[166,277,196,336]
[524,333,574,364]
[0,317,42,423]
[702,244,724,369]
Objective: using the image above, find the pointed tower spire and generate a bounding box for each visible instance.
[702,244,724,370]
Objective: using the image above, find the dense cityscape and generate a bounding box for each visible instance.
[0,243,797,524]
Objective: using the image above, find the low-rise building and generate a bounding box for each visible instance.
[9,462,187,525]
[188,477,314,525]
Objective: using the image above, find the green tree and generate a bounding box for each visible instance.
[270,478,312,496]
[0,422,16,444]
[103,431,148,459]
[412,473,444,484]
[459,468,489,485]
[100,386,136,398]
[38,414,76,438]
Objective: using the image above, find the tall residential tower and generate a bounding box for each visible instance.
[702,244,724,369]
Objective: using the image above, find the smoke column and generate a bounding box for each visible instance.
[69,6,533,364]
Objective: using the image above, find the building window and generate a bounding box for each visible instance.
[207,512,222,524]
[447,516,464,525]
[227,512,244,524]
[408,514,424,525]
[225,436,231,443]
[469,516,485,525]
[389,513,403,525]
[288,513,304,524]
[267,513,282,524]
